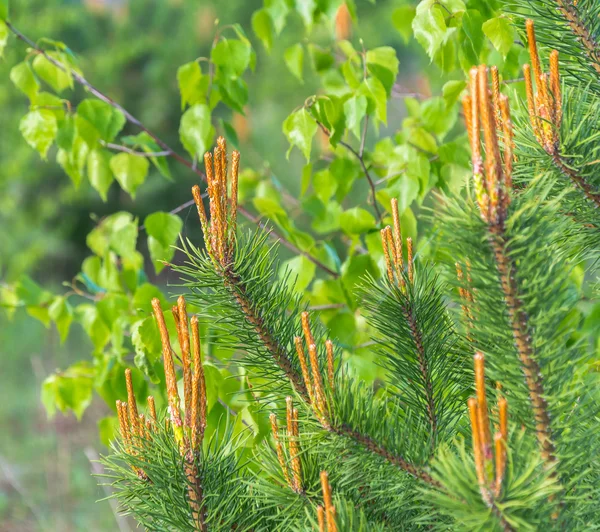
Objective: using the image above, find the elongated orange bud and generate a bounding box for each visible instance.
[301,311,315,347]
[152,298,183,430]
[523,64,542,144]
[230,150,240,239]
[320,471,337,532]
[176,297,193,427]
[469,68,481,164]
[147,396,157,423]
[286,397,302,492]
[308,344,328,423]
[317,506,326,532]
[498,396,508,441]
[549,50,562,130]
[499,95,513,192]
[468,397,486,487]
[270,413,293,489]
[125,369,140,437]
[190,316,207,450]
[526,19,542,86]
[491,66,502,131]
[474,352,492,461]
[325,340,335,392]
[116,400,131,445]
[192,185,209,241]
[294,337,315,406]
[406,237,414,284]
[381,227,395,284]
[494,432,506,494]
[390,198,404,273]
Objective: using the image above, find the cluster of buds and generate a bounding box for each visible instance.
[468,352,509,504]
[380,198,414,289]
[270,397,304,493]
[116,369,158,479]
[295,312,336,428]
[317,471,338,532]
[524,20,562,155]
[192,136,240,268]
[150,296,207,452]
[463,65,514,226]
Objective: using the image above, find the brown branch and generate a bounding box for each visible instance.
[553,0,600,76]
[6,22,338,279]
[488,226,556,466]
[101,141,171,158]
[332,424,440,486]
[404,305,437,441]
[222,267,310,403]
[552,152,600,209]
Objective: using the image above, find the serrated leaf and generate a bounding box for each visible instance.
[280,255,316,293]
[283,108,317,162]
[179,103,214,159]
[87,211,138,259]
[145,211,183,274]
[77,99,126,144]
[10,61,39,100]
[296,0,316,31]
[87,149,114,200]
[412,2,450,60]
[366,46,399,94]
[482,17,514,58]
[212,38,252,79]
[177,61,208,109]
[48,296,73,343]
[32,52,72,93]
[359,76,387,124]
[109,153,149,198]
[284,43,304,82]
[122,132,172,180]
[41,362,94,420]
[20,109,57,159]
[442,80,466,108]
[252,9,274,52]
[339,207,376,235]
[344,94,367,139]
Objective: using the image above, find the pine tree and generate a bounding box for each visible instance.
[98,17,600,532]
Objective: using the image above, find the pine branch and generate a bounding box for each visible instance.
[487,227,555,464]
[552,0,600,76]
[551,151,600,208]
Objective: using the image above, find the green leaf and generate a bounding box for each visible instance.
[76,304,110,350]
[284,43,304,83]
[19,109,57,160]
[421,97,458,138]
[0,20,6,58]
[308,44,334,73]
[392,6,416,44]
[77,99,126,145]
[10,62,39,100]
[265,0,290,34]
[483,17,514,58]
[212,38,252,79]
[145,211,183,274]
[252,9,274,52]
[344,95,368,139]
[442,80,466,108]
[359,77,387,124]
[280,255,316,293]
[339,207,376,235]
[41,362,94,420]
[87,211,138,259]
[283,108,317,162]
[48,296,73,343]
[341,254,379,306]
[412,1,458,61]
[297,0,316,30]
[109,153,148,198]
[32,52,72,93]
[87,149,114,201]
[131,317,161,383]
[179,103,214,160]
[122,132,172,180]
[459,9,485,67]
[177,61,208,109]
[366,46,399,95]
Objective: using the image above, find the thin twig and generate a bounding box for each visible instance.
[6,22,339,279]
[316,121,382,221]
[101,141,171,158]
